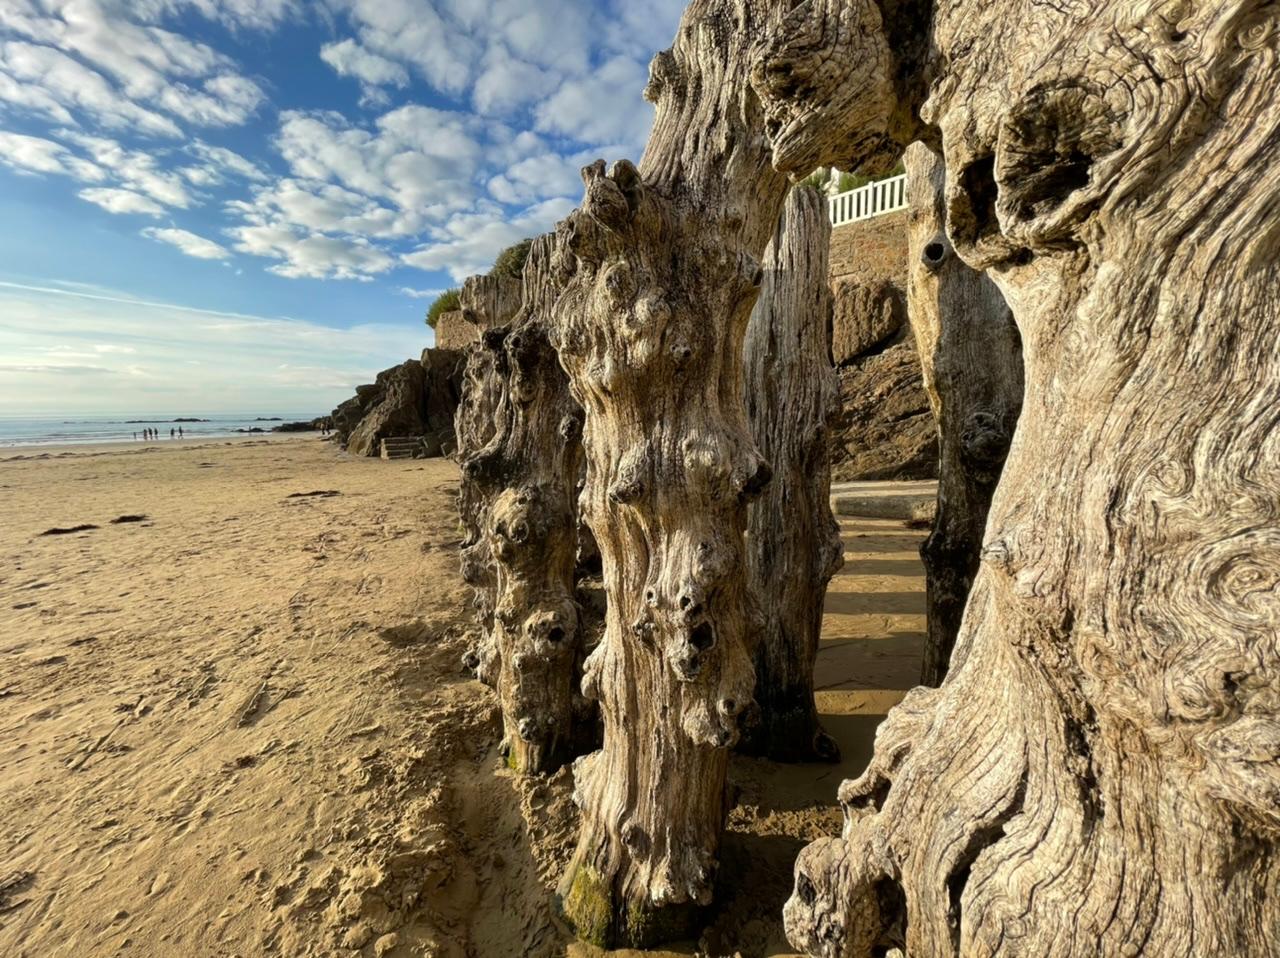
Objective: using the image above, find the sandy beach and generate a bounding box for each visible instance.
[0,437,925,957]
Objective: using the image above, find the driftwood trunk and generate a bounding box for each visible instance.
[545,0,798,945]
[740,185,844,761]
[455,261,591,774]
[767,3,1280,955]
[904,142,1022,686]
[455,275,523,646]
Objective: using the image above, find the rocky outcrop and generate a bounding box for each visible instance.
[433,310,475,351]
[830,277,904,366]
[331,348,464,458]
[830,334,936,482]
[272,416,331,433]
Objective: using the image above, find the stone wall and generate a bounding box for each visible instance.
[829,210,908,286]
[434,310,477,351]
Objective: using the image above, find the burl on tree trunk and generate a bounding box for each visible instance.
[904,142,1022,686]
[454,255,592,775]
[740,185,845,761]
[766,2,1280,955]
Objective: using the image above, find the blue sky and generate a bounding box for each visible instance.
[0,0,685,415]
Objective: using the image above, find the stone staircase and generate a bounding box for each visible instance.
[379,436,425,460]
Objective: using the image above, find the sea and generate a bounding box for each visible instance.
[0,414,323,448]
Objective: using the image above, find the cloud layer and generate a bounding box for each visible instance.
[0,0,682,285]
[0,280,426,414]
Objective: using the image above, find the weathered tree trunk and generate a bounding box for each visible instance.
[740,185,844,761]
[454,278,523,649]
[767,3,1280,955]
[455,243,593,776]
[543,0,922,945]
[904,142,1022,687]
[545,0,792,945]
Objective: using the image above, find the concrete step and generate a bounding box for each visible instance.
[380,437,425,460]
[830,480,937,522]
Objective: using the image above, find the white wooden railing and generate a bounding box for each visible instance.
[828,173,908,227]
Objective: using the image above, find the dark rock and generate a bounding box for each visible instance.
[272,417,330,433]
[329,348,464,459]
[830,277,905,365]
[830,334,937,481]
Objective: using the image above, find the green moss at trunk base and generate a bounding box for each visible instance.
[558,865,612,947]
[557,862,703,949]
[622,897,701,948]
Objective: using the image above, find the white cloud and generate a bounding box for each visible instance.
[0,130,105,180]
[328,0,477,97]
[229,178,420,239]
[402,197,574,282]
[471,45,555,115]
[143,226,232,259]
[0,41,183,137]
[188,139,268,182]
[534,55,653,146]
[0,1,276,139]
[79,187,165,216]
[227,222,394,279]
[398,286,446,299]
[274,106,498,215]
[320,38,408,88]
[59,131,195,207]
[154,0,298,32]
[487,152,584,205]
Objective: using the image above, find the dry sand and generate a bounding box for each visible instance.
[0,437,925,957]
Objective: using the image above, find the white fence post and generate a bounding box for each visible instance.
[827,172,909,228]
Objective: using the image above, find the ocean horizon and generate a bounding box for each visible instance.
[0,413,325,448]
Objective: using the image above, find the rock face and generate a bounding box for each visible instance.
[331,349,463,458]
[433,310,475,351]
[830,337,935,482]
[830,277,903,365]
[826,214,936,482]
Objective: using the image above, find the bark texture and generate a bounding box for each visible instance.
[774,3,1280,956]
[455,251,592,774]
[546,0,797,944]
[904,142,1022,686]
[740,185,844,761]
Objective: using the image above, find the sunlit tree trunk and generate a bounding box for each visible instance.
[767,3,1280,955]
[904,142,1022,686]
[740,185,844,761]
[455,260,592,774]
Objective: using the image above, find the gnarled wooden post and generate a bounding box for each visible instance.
[771,3,1280,955]
[455,278,522,651]
[740,185,844,761]
[904,142,1022,686]
[543,0,923,944]
[456,243,593,776]
[545,0,792,944]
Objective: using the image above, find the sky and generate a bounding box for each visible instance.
[0,0,686,415]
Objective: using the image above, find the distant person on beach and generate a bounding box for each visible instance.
[179,426,184,438]
[170,428,175,439]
